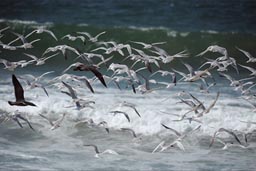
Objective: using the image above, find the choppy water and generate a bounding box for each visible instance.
[1,1,256,170]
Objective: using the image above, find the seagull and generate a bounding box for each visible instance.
[8,110,35,131]
[18,71,55,97]
[118,101,141,117]
[61,34,85,43]
[209,128,242,147]
[23,52,59,66]
[121,128,138,138]
[42,45,80,60]
[97,121,110,133]
[61,81,81,109]
[0,58,27,71]
[218,72,254,87]
[197,45,228,59]
[16,39,41,49]
[63,62,107,87]
[71,75,95,93]
[25,26,58,41]
[77,31,106,43]
[83,144,118,158]
[74,118,95,128]
[238,64,256,76]
[201,92,220,115]
[153,125,201,153]
[216,138,248,150]
[236,47,256,63]
[8,75,37,107]
[110,110,130,122]
[39,113,66,130]
[161,123,182,137]
[130,41,166,49]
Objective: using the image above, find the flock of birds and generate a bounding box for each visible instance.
[0,25,256,158]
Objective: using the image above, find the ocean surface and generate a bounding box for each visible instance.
[0,1,256,171]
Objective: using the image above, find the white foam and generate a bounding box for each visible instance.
[1,78,255,138]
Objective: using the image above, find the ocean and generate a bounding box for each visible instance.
[0,1,256,170]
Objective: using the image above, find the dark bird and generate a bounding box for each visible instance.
[63,62,107,88]
[73,64,107,88]
[11,111,35,131]
[8,75,37,107]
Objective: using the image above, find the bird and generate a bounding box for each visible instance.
[161,123,182,137]
[130,41,166,49]
[153,125,201,153]
[216,138,248,150]
[201,92,220,115]
[120,128,138,138]
[61,34,85,43]
[63,62,107,88]
[0,58,29,71]
[61,81,81,109]
[110,110,131,122]
[8,110,35,131]
[42,45,80,60]
[25,26,58,41]
[238,64,256,76]
[83,144,118,158]
[18,71,54,97]
[8,75,37,107]
[77,31,106,43]
[197,45,228,59]
[23,52,59,66]
[218,72,254,87]
[209,128,242,147]
[118,101,141,118]
[39,113,66,130]
[97,121,110,133]
[236,47,256,63]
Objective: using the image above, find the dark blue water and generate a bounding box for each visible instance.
[0,0,256,33]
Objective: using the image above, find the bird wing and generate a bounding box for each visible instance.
[89,67,107,88]
[39,114,54,126]
[161,123,181,137]
[62,81,78,99]
[12,75,25,101]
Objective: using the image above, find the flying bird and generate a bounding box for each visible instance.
[8,75,37,107]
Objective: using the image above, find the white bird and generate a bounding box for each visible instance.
[18,71,54,97]
[209,128,242,147]
[61,34,85,43]
[16,39,41,49]
[153,125,201,153]
[39,113,66,130]
[118,101,141,117]
[97,121,110,133]
[0,58,30,71]
[25,26,58,41]
[130,41,166,49]
[110,110,131,122]
[77,31,106,43]
[197,45,228,59]
[216,138,248,150]
[236,47,256,63]
[42,45,80,60]
[121,128,138,138]
[239,64,256,76]
[61,81,82,109]
[84,144,118,158]
[218,72,254,87]
[24,52,59,65]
